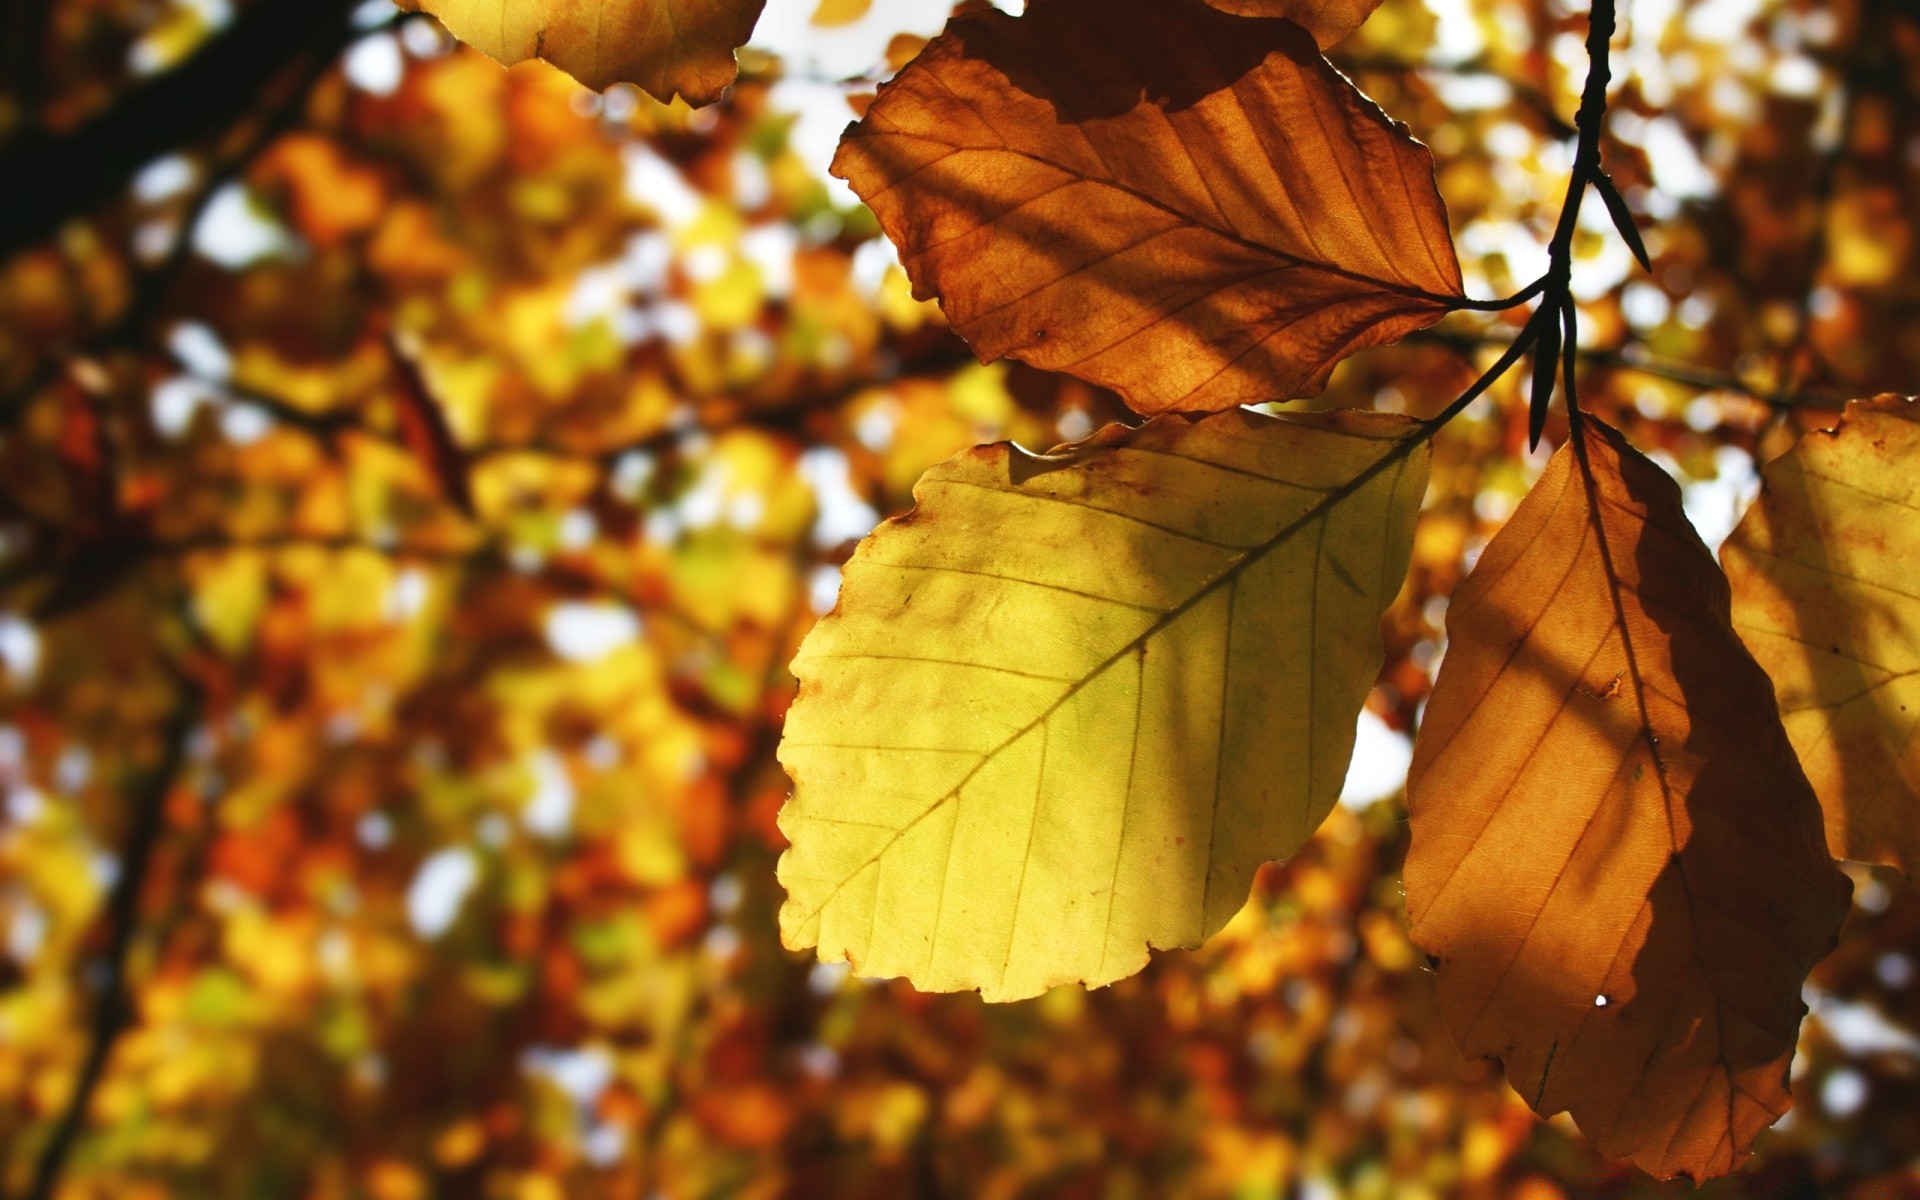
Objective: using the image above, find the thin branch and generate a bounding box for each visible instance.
[1406,327,1849,412]
[24,678,203,1200]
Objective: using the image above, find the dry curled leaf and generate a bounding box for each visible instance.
[402,0,767,103]
[778,408,1427,1000]
[1723,394,1920,876]
[831,0,1465,416]
[1404,417,1849,1181]
[1201,0,1384,47]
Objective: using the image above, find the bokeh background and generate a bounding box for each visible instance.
[0,0,1917,1195]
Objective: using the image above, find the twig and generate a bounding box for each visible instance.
[24,679,204,1200]
[1406,328,1849,412]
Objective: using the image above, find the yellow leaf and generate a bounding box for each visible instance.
[1403,418,1849,1181]
[402,0,767,104]
[810,0,870,27]
[830,0,1464,416]
[1722,394,1920,875]
[777,407,1428,1000]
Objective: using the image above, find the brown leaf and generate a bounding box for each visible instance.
[831,0,1465,416]
[1201,0,1384,47]
[389,341,476,519]
[1403,417,1849,1181]
[401,0,767,104]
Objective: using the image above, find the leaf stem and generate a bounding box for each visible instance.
[1435,0,1620,448]
[1454,275,1548,311]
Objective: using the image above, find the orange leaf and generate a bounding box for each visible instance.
[1201,0,1384,47]
[1403,418,1848,1181]
[831,0,1464,416]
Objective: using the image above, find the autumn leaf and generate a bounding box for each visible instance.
[777,407,1428,1000]
[401,0,767,103]
[1403,417,1850,1180]
[1722,394,1920,876]
[810,0,871,28]
[830,0,1465,416]
[389,339,476,519]
[1201,0,1385,47]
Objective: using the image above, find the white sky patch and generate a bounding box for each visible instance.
[1429,72,1511,111]
[610,451,655,500]
[767,80,864,207]
[674,460,731,528]
[522,1044,615,1109]
[385,568,431,622]
[219,403,272,445]
[407,847,479,937]
[751,0,973,77]
[749,0,1018,202]
[740,223,798,299]
[1339,709,1413,809]
[1569,200,1639,302]
[1649,444,1758,555]
[565,262,631,328]
[352,0,400,27]
[6,901,47,964]
[623,231,673,294]
[168,321,233,380]
[799,447,879,549]
[850,236,900,298]
[522,751,575,838]
[0,616,43,683]
[1422,0,1486,65]
[623,145,704,229]
[732,149,772,210]
[151,377,218,436]
[193,184,299,268]
[1805,985,1920,1058]
[1642,118,1720,199]
[344,31,405,94]
[1682,0,1761,44]
[133,155,197,204]
[545,602,641,662]
[808,564,843,615]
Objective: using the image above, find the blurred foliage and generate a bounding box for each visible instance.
[0,0,1915,1196]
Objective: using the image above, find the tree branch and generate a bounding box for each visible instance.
[24,679,203,1200]
[0,0,353,264]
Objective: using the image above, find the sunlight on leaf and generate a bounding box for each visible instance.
[1723,394,1920,877]
[401,0,767,103]
[1201,0,1385,47]
[777,407,1428,1000]
[1404,417,1850,1181]
[831,0,1465,416]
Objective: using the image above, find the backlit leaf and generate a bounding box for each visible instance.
[1201,0,1385,48]
[1404,417,1850,1181]
[777,407,1428,1000]
[1722,394,1920,876]
[830,0,1466,416]
[402,0,767,103]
